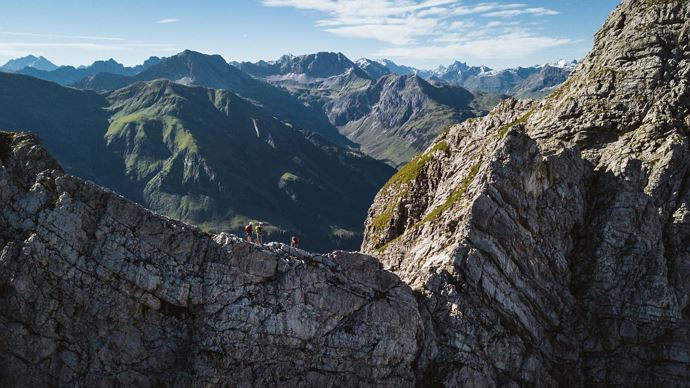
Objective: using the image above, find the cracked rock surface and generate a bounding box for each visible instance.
[0,133,423,387]
[363,0,690,386]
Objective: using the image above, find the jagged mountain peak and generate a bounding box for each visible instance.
[374,58,429,76]
[354,58,392,79]
[141,55,162,67]
[529,0,689,149]
[240,51,361,79]
[0,54,58,73]
[170,49,228,66]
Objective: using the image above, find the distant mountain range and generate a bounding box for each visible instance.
[1,52,576,101]
[0,51,576,166]
[0,50,577,247]
[63,50,350,146]
[235,52,502,165]
[0,71,393,251]
[9,56,162,85]
[0,54,58,73]
[427,59,577,98]
[354,57,577,99]
[353,57,577,99]
[234,53,576,163]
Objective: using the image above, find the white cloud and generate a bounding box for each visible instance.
[326,16,440,45]
[483,8,559,18]
[261,0,567,63]
[157,18,180,24]
[378,33,573,60]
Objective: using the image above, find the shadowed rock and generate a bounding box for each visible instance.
[363,0,690,385]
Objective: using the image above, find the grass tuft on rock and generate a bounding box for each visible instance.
[422,161,482,224]
[371,140,451,235]
[380,140,449,193]
[497,109,535,138]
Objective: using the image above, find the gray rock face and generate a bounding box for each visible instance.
[363,0,690,386]
[0,133,423,386]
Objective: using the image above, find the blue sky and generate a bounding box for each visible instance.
[0,0,620,70]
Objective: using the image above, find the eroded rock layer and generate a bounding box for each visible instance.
[0,133,423,387]
[363,0,690,386]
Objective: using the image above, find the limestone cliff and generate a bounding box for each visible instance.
[363,0,690,386]
[0,132,423,386]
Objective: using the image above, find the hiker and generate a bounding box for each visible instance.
[244,223,253,242]
[255,222,263,244]
[291,236,300,249]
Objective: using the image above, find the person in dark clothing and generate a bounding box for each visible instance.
[290,236,300,249]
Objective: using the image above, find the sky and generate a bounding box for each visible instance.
[0,0,620,70]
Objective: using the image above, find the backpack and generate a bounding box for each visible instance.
[256,225,263,234]
[245,225,252,234]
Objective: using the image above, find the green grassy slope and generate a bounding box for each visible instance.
[0,73,394,251]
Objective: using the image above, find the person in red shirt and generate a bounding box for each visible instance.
[244,223,253,242]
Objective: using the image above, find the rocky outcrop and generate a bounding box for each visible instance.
[363,0,690,386]
[0,132,423,386]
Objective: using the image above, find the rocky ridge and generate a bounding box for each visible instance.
[363,0,690,386]
[0,132,422,386]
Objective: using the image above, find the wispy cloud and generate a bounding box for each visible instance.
[0,29,176,62]
[0,40,178,65]
[261,0,568,64]
[483,8,559,18]
[379,33,573,60]
[0,41,177,52]
[157,18,180,24]
[0,31,123,41]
